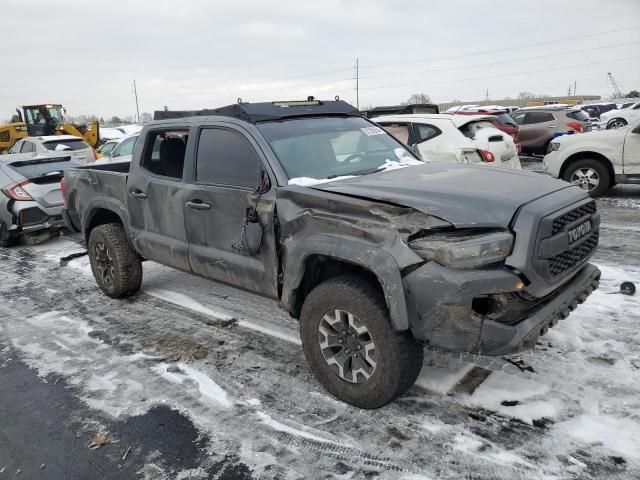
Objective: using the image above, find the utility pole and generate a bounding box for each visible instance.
[354,58,360,110]
[573,81,577,97]
[485,88,489,101]
[567,84,573,97]
[133,79,140,123]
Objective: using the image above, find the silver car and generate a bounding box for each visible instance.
[0,152,84,246]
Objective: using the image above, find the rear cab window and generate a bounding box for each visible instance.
[141,130,188,179]
[43,139,90,151]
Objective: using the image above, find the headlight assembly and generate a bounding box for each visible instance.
[547,142,561,153]
[409,231,513,269]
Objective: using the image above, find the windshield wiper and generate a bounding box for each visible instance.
[326,167,381,179]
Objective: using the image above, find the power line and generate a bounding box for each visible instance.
[359,56,640,91]
[360,25,640,69]
[358,40,640,81]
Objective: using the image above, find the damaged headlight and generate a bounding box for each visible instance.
[409,231,513,269]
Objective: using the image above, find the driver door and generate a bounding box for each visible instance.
[183,124,279,298]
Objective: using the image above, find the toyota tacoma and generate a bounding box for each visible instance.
[62,99,600,408]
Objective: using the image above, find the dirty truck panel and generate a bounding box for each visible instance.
[63,99,600,408]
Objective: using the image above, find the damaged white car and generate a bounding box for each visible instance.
[374,114,521,169]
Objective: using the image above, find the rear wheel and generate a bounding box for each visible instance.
[607,118,627,130]
[300,274,424,409]
[563,159,611,197]
[0,222,18,248]
[88,223,142,298]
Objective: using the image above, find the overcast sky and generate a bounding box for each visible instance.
[1,0,639,120]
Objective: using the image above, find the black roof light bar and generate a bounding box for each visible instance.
[153,96,360,123]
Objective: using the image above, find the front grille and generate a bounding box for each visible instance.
[551,201,596,234]
[549,230,599,277]
[533,200,599,281]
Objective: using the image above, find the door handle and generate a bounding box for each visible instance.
[547,125,557,128]
[130,189,147,199]
[185,200,211,210]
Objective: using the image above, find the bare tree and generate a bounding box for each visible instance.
[139,112,152,123]
[403,93,432,105]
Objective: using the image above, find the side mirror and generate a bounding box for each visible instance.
[255,167,271,194]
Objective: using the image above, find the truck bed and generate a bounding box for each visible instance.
[64,160,131,233]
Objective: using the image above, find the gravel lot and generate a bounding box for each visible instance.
[1,162,639,479]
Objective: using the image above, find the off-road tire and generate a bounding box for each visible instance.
[562,158,611,197]
[88,223,142,298]
[300,274,424,409]
[0,222,18,248]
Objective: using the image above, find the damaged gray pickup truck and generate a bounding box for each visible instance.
[62,99,601,408]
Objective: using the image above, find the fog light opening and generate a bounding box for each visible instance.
[472,295,503,318]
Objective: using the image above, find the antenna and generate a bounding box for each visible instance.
[133,79,140,123]
[354,58,360,109]
[607,72,624,98]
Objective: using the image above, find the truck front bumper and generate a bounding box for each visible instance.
[403,262,600,356]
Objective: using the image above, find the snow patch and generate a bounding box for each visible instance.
[144,289,235,321]
[255,411,343,446]
[464,372,561,424]
[556,414,640,460]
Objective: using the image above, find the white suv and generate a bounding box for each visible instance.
[543,120,640,197]
[8,135,96,163]
[600,102,640,130]
[374,114,521,169]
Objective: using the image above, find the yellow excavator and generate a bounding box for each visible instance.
[0,104,100,153]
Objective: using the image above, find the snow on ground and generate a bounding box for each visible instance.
[2,190,640,478]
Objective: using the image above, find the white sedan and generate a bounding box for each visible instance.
[373,114,521,169]
[543,120,640,197]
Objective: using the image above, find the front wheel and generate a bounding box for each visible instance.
[563,159,610,197]
[607,118,627,130]
[88,223,142,298]
[300,274,424,409]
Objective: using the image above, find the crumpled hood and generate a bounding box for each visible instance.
[310,162,576,228]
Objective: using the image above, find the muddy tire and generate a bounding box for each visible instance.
[0,222,18,248]
[88,223,142,298]
[300,274,423,409]
[562,158,611,197]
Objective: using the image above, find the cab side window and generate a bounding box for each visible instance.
[141,130,188,179]
[196,128,261,189]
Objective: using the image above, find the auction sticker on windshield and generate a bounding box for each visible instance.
[360,126,386,136]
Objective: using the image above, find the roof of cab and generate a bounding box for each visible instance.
[152,99,360,124]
